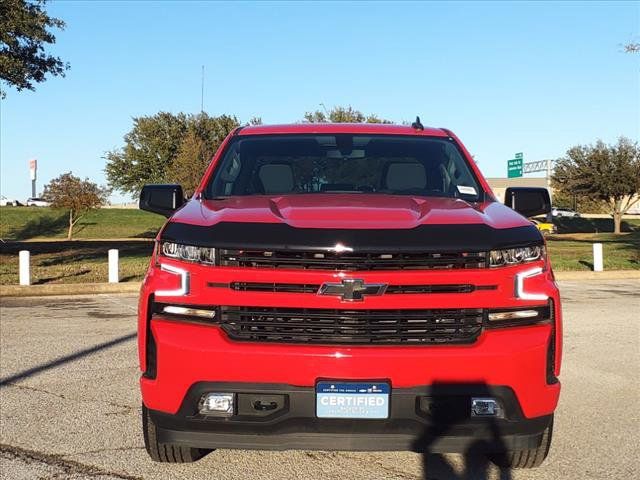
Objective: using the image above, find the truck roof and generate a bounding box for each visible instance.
[237,123,449,137]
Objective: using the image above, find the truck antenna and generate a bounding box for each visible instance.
[201,65,205,113]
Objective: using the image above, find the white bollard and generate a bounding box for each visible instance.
[108,249,119,283]
[593,243,603,272]
[19,250,30,286]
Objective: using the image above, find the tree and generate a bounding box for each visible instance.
[105,112,240,196]
[42,172,110,240]
[166,130,210,197]
[552,137,639,233]
[0,0,69,98]
[624,42,640,53]
[303,105,392,124]
[549,189,608,215]
[168,113,241,195]
[105,112,189,195]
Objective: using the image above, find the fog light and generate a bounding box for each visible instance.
[471,398,502,417]
[488,309,539,322]
[199,393,234,416]
[162,305,216,319]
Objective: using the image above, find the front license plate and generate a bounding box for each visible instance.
[316,381,390,419]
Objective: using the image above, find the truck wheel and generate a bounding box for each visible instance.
[142,405,211,463]
[489,416,553,468]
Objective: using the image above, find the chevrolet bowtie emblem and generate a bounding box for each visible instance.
[318,279,388,301]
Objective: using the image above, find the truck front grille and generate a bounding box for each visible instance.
[218,307,484,345]
[219,249,487,270]
[225,282,497,295]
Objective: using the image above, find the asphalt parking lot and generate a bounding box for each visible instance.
[1,279,639,480]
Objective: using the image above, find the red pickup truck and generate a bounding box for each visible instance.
[138,121,562,468]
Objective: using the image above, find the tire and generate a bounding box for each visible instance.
[489,416,553,469]
[142,404,211,463]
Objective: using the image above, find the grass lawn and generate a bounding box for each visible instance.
[0,208,638,284]
[547,232,640,271]
[0,241,154,285]
[0,206,164,241]
[545,217,640,271]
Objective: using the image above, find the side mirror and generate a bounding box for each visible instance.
[139,184,185,217]
[504,187,551,218]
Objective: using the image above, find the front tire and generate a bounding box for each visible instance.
[142,405,211,463]
[489,416,553,468]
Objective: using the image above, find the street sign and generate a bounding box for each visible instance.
[508,158,523,178]
[515,152,523,160]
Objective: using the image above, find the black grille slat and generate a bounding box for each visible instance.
[386,284,475,294]
[226,282,486,295]
[218,307,483,345]
[220,249,487,271]
[229,282,320,293]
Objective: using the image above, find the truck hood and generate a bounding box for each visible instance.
[160,195,542,252]
[171,194,532,230]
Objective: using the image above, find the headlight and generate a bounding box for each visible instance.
[160,242,216,265]
[489,245,545,267]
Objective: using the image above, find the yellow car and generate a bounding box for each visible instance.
[531,218,556,236]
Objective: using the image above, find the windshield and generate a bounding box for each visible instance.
[205,134,482,201]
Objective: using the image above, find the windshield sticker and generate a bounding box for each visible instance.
[457,185,477,195]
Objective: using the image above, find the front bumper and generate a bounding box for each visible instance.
[148,382,553,452]
[141,316,560,419]
[138,259,562,421]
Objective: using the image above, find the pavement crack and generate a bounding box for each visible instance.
[62,446,145,456]
[337,453,420,479]
[0,443,142,479]
[4,382,68,400]
[4,382,137,413]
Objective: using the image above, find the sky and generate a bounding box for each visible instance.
[1,0,638,203]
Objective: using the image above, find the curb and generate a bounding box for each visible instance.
[554,270,640,281]
[0,282,141,297]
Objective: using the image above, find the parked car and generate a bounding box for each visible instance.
[26,197,51,207]
[0,195,21,206]
[551,207,579,218]
[138,121,562,469]
[531,218,556,236]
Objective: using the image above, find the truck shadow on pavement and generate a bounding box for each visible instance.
[414,382,513,480]
[0,332,136,387]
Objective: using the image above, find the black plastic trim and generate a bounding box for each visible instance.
[147,382,552,453]
[220,282,498,295]
[485,305,552,329]
[546,299,559,385]
[217,306,484,345]
[161,222,542,253]
[143,295,157,379]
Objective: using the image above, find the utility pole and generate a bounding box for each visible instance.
[201,65,205,113]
